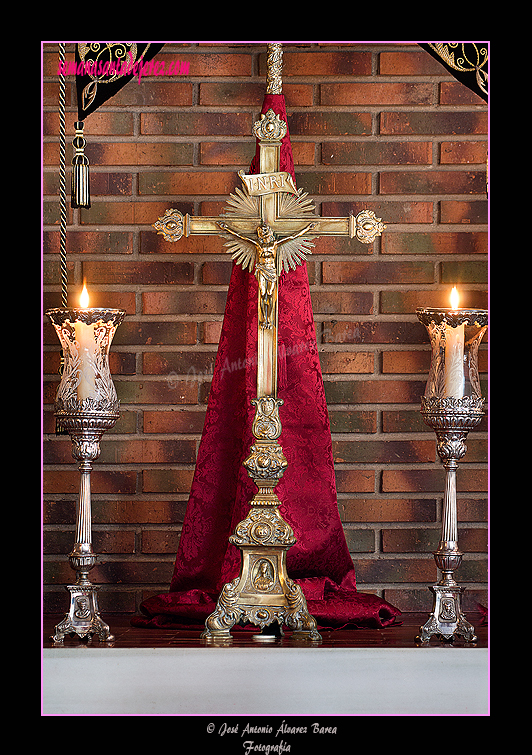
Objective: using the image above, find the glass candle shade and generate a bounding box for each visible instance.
[47,307,125,415]
[416,308,488,403]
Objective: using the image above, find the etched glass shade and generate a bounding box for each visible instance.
[416,308,488,403]
[47,308,125,414]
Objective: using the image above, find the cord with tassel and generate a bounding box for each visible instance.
[71,121,91,209]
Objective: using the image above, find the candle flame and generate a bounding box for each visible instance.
[80,282,90,308]
[450,286,459,310]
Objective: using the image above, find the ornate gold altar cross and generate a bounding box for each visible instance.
[153,46,385,641]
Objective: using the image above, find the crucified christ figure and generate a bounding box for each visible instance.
[218,222,315,329]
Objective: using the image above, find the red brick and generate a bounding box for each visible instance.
[44,230,134,255]
[88,142,193,166]
[203,321,223,344]
[321,321,424,345]
[382,350,430,375]
[319,351,373,374]
[82,260,194,285]
[322,260,433,285]
[44,110,135,137]
[440,200,488,224]
[439,81,487,106]
[139,171,240,196]
[339,498,437,523]
[141,112,252,136]
[141,529,180,554]
[143,290,228,315]
[321,141,432,166]
[380,111,488,136]
[297,171,371,195]
[112,82,193,107]
[289,112,372,136]
[380,170,486,195]
[380,288,488,314]
[329,410,377,433]
[382,468,488,493]
[114,321,196,346]
[184,52,252,77]
[116,379,198,405]
[141,228,226,255]
[43,470,137,495]
[143,351,216,377]
[335,469,375,493]
[440,141,488,165]
[334,439,435,464]
[142,469,194,494]
[80,201,179,226]
[380,50,446,76]
[311,291,373,315]
[279,51,372,76]
[143,410,206,434]
[325,379,425,405]
[202,261,232,284]
[321,82,433,106]
[381,232,488,255]
[322,200,433,225]
[200,142,255,166]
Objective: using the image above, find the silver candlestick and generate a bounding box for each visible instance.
[46,305,125,643]
[416,299,487,643]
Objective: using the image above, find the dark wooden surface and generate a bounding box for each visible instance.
[43,612,488,649]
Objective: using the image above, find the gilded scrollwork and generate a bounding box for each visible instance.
[251,396,283,439]
[355,210,386,245]
[266,44,283,95]
[243,443,288,481]
[230,509,295,548]
[252,108,287,142]
[153,208,185,242]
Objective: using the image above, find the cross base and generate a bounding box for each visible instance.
[416,584,477,644]
[51,584,114,644]
[201,534,321,644]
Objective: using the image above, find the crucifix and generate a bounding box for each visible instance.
[153,44,385,641]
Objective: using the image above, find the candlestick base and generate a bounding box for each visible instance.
[51,584,114,644]
[416,584,477,644]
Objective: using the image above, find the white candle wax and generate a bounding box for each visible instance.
[443,321,465,398]
[74,320,97,400]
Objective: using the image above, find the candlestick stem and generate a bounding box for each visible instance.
[415,406,480,644]
[51,423,115,644]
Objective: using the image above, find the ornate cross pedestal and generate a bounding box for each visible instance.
[153,46,385,641]
[200,395,322,641]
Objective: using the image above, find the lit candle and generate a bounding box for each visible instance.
[74,282,97,400]
[443,286,465,398]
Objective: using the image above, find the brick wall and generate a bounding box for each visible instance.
[42,42,488,617]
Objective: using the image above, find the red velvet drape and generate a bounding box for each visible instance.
[132,95,401,630]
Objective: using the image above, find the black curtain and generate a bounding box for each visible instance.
[75,43,165,118]
[418,43,488,102]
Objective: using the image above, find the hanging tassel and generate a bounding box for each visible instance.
[71,121,91,208]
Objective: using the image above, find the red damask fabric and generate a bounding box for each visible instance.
[132,95,401,630]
